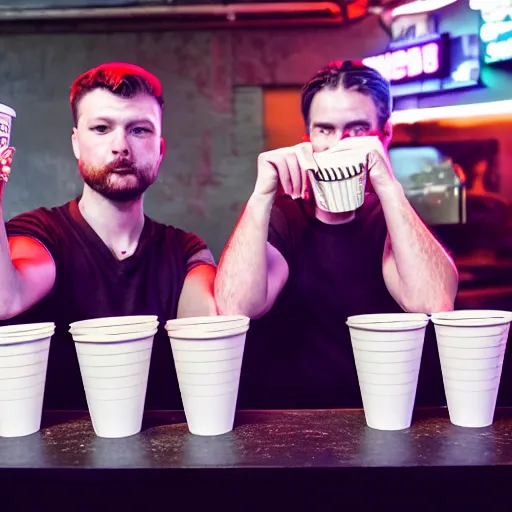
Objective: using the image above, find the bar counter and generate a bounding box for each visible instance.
[2,408,512,509]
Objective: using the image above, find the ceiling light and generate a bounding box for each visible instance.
[391,99,512,124]
[392,0,458,17]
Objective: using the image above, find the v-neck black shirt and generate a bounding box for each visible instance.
[3,198,212,410]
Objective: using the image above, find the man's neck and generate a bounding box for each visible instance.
[314,207,356,225]
[78,185,145,259]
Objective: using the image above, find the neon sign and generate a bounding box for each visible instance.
[363,36,447,84]
[474,2,512,63]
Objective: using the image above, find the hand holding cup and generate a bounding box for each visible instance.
[0,147,15,184]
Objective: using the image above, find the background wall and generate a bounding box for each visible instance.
[0,15,390,260]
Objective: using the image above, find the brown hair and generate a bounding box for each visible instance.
[70,62,164,124]
[301,60,392,133]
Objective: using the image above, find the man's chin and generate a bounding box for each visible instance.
[101,188,146,202]
[86,183,148,202]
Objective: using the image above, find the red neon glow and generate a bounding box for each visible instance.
[363,40,441,83]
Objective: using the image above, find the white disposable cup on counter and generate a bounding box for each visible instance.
[347,313,429,431]
[432,310,512,428]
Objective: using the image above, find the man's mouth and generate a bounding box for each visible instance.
[112,167,135,174]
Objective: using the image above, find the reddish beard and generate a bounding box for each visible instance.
[78,158,156,202]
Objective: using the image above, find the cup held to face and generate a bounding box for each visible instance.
[304,136,382,213]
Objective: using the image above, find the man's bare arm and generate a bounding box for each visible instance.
[0,233,56,320]
[177,249,218,318]
[215,193,289,319]
[381,183,458,313]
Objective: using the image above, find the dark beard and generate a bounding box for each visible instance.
[79,158,156,202]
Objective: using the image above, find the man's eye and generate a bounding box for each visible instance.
[92,125,108,133]
[348,126,368,137]
[132,127,151,135]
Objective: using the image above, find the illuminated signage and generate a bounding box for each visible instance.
[363,35,448,84]
[472,0,512,63]
[470,0,512,11]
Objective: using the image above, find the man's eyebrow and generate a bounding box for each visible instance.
[87,116,156,127]
[312,122,336,129]
[312,119,372,130]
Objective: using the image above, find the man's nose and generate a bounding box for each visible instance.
[111,129,130,156]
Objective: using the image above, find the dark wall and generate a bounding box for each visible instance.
[0,16,389,259]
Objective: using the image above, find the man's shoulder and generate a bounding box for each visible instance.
[144,215,191,240]
[144,215,208,249]
[6,200,74,231]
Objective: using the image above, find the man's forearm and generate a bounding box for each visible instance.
[379,182,458,312]
[215,192,273,317]
[0,210,22,318]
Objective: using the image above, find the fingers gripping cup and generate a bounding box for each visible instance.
[306,136,383,213]
[0,103,16,153]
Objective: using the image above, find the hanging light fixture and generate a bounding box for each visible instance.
[392,0,459,17]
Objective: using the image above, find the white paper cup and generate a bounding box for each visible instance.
[432,309,512,427]
[0,103,16,152]
[309,150,368,213]
[72,330,155,438]
[347,313,428,431]
[0,331,53,437]
[168,321,249,436]
[307,136,383,213]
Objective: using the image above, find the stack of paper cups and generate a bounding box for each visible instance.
[69,315,158,438]
[347,313,429,430]
[166,315,250,436]
[431,310,512,428]
[0,103,16,152]
[0,322,55,437]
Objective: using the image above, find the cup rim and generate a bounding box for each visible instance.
[69,315,158,329]
[0,103,16,118]
[347,313,429,325]
[69,321,159,335]
[431,309,512,327]
[165,315,249,329]
[168,324,249,340]
[0,322,55,335]
[0,331,54,345]
[71,328,157,343]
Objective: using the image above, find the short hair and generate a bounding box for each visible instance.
[70,62,164,124]
[301,60,392,132]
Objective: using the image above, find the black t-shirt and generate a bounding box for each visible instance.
[238,193,444,409]
[2,198,214,410]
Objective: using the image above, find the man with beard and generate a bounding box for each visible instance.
[0,62,217,410]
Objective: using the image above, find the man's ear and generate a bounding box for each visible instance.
[71,127,80,160]
[159,137,166,165]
